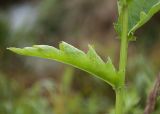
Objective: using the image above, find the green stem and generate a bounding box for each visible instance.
[115,2,128,114]
[119,3,128,81]
[115,88,125,114]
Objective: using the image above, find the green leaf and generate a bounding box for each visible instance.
[7,42,117,87]
[116,0,160,39]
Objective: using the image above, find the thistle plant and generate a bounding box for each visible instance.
[8,0,160,114]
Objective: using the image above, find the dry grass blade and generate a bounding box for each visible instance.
[144,73,160,114]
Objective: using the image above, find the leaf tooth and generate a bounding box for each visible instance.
[106,57,116,72]
[33,45,59,53]
[21,47,41,56]
[32,45,60,58]
[87,45,105,65]
[59,41,85,56]
[33,45,50,48]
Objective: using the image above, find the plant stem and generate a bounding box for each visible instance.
[115,1,128,114]
[115,88,125,114]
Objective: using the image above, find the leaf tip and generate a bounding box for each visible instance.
[7,47,19,51]
[7,47,24,55]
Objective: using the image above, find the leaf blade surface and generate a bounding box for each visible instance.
[8,42,117,87]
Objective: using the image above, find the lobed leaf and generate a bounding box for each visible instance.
[116,0,160,39]
[8,42,117,87]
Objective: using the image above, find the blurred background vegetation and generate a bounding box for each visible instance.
[0,0,160,114]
